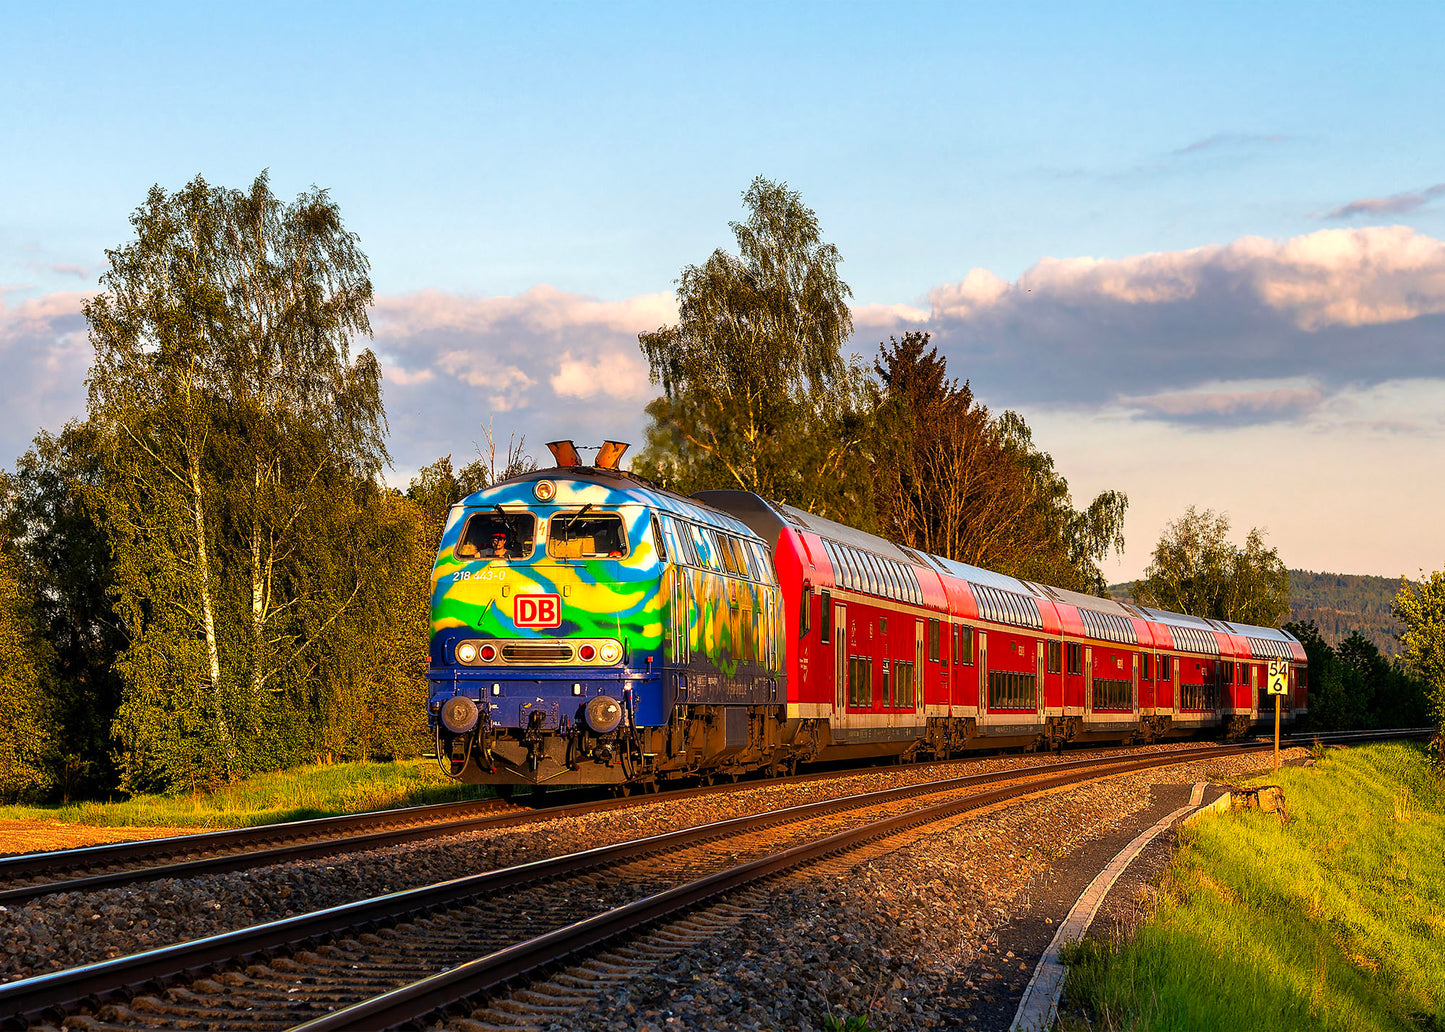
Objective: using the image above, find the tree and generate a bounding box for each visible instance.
[84,172,390,789]
[870,332,1126,593]
[1133,507,1289,626]
[635,176,873,520]
[0,544,57,800]
[1284,619,1432,732]
[2,424,125,796]
[1393,569,1445,750]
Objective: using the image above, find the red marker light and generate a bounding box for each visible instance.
[579,644,597,662]
[479,643,497,662]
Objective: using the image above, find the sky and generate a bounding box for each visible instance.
[3,1,1445,583]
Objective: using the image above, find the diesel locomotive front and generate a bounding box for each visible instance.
[427,442,787,787]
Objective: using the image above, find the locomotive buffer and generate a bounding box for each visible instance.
[1267,659,1289,770]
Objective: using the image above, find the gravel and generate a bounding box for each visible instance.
[541,747,1309,1032]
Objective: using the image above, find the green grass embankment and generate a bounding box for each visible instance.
[1060,742,1444,1031]
[0,759,495,829]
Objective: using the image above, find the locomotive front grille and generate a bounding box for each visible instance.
[501,643,575,663]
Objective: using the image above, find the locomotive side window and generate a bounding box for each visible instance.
[799,585,813,638]
[650,514,667,562]
[688,525,720,570]
[717,533,748,578]
[547,511,627,559]
[457,512,536,560]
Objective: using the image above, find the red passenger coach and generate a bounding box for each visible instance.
[701,490,1305,761]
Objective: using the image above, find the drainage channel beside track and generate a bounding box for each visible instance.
[0,728,1424,911]
[0,740,1299,1031]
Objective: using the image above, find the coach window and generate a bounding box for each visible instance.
[928,619,940,662]
[457,511,537,561]
[1160,654,1172,680]
[878,557,901,598]
[1140,653,1151,681]
[866,554,884,596]
[1047,640,1062,674]
[957,626,974,665]
[546,511,625,559]
[799,585,813,638]
[820,590,832,643]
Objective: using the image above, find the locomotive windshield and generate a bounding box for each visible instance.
[456,511,536,560]
[547,510,628,559]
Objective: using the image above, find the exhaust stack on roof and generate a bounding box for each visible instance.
[595,441,629,470]
[546,440,581,467]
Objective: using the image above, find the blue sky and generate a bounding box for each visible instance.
[4,2,1445,582]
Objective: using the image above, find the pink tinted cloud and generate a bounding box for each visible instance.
[1326,183,1445,220]
[1123,384,1324,423]
[925,226,1445,331]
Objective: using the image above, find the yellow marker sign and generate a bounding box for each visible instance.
[1267,658,1289,696]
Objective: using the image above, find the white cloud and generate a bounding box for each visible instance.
[550,349,650,401]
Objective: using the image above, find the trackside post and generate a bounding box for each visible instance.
[1267,659,1289,771]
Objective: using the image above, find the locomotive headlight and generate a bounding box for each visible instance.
[478,643,497,662]
[578,643,597,662]
[533,480,556,502]
[599,642,622,663]
[456,641,478,664]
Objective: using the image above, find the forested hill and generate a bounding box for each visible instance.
[1108,570,1409,655]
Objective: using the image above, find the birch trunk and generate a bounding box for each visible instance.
[251,459,265,699]
[189,448,231,769]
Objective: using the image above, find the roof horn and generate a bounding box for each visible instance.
[595,441,630,469]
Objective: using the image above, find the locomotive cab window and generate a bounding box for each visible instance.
[547,511,627,559]
[457,511,536,560]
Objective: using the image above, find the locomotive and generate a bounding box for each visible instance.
[427,441,1307,787]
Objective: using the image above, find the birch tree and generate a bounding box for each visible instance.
[635,176,872,518]
[85,173,387,788]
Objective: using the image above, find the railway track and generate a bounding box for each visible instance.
[0,728,1424,909]
[3,732,1405,1031]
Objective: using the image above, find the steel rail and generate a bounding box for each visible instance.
[286,746,1248,1031]
[0,741,1254,1028]
[0,728,1424,908]
[294,728,1438,1032]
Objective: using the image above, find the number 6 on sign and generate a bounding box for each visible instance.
[1267,659,1289,696]
[515,594,562,628]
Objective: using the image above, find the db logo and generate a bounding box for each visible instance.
[514,594,562,628]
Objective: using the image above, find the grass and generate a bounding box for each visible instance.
[1059,742,1445,1031]
[0,759,497,829]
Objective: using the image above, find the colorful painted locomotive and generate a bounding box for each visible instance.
[427,442,1307,787]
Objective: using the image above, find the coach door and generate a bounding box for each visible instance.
[833,602,848,732]
[915,619,925,718]
[1037,642,1046,717]
[978,631,988,712]
[1084,646,1094,718]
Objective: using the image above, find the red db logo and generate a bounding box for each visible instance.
[514,594,562,628]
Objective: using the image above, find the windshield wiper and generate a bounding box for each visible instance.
[556,503,593,540]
